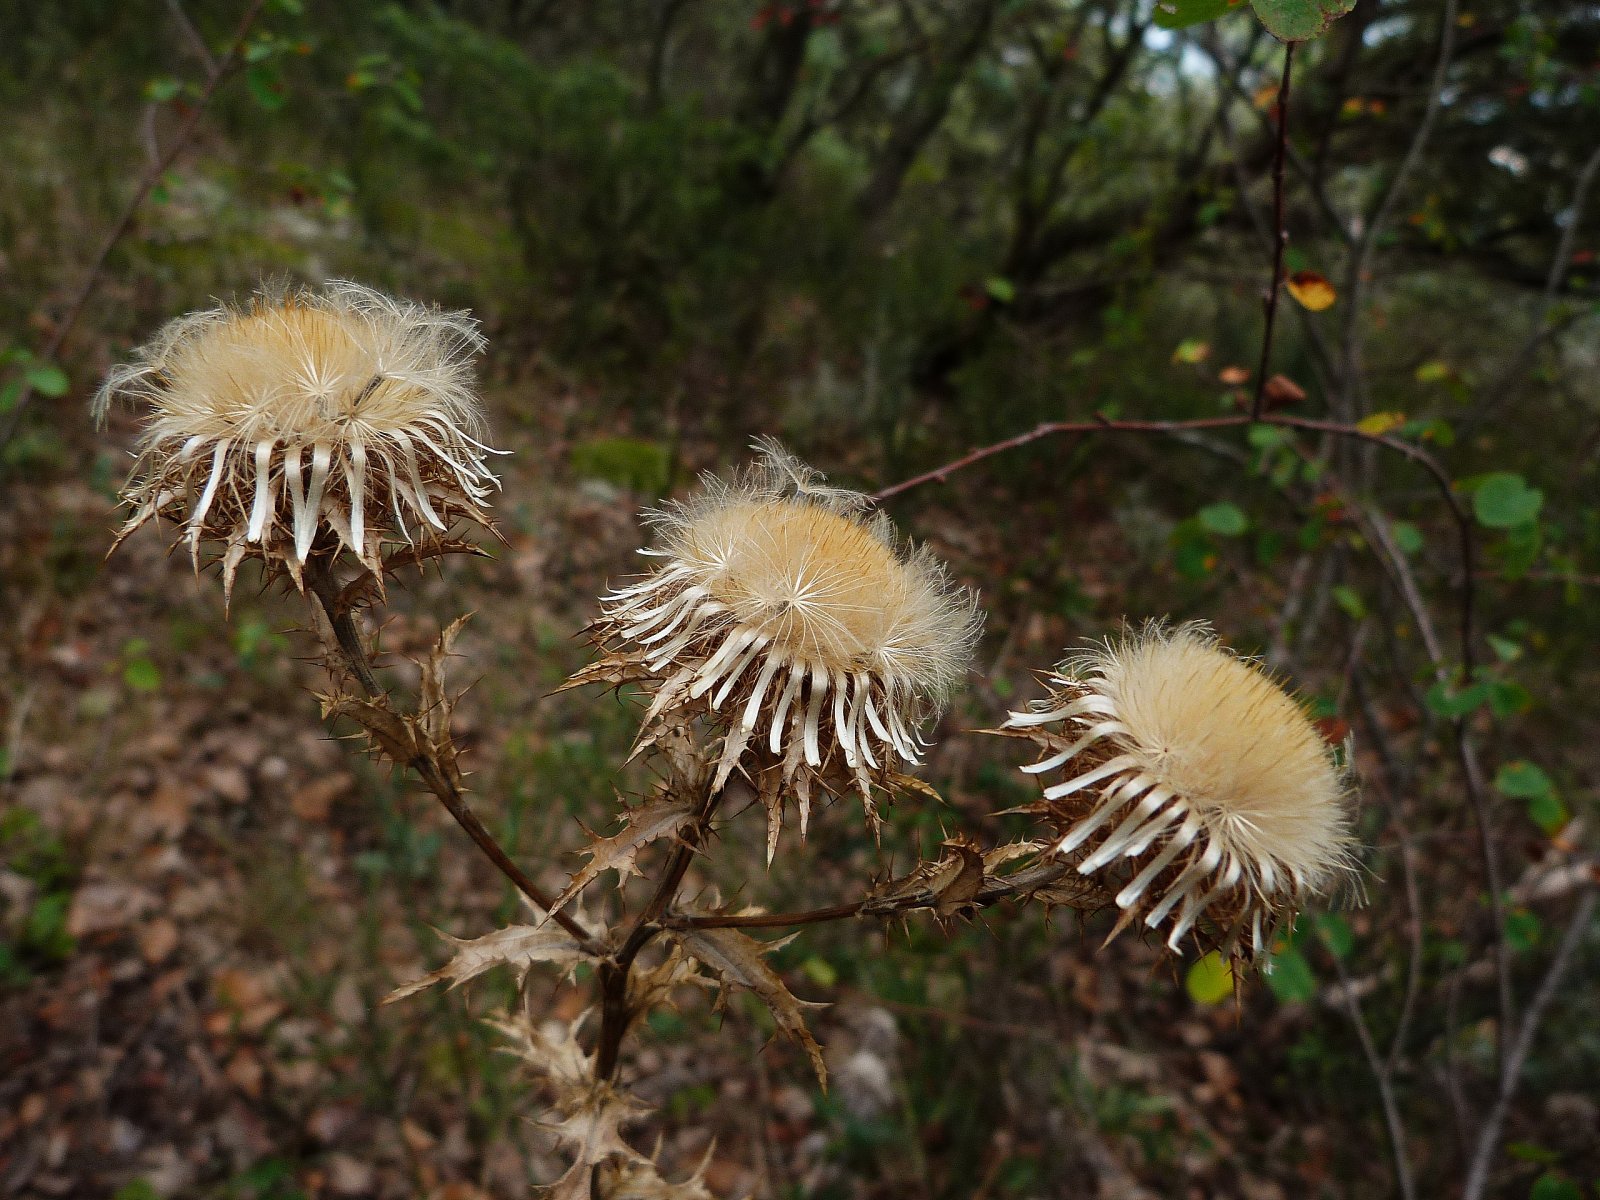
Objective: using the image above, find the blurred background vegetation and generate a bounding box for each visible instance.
[1,1,1597,1198]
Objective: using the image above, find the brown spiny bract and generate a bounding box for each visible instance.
[94,281,502,599]
[588,441,981,855]
[1005,623,1354,962]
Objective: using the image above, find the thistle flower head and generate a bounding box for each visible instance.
[587,440,981,856]
[95,281,502,599]
[1005,623,1354,961]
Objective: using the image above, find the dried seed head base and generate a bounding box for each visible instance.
[590,442,981,857]
[97,281,503,600]
[1005,623,1354,962]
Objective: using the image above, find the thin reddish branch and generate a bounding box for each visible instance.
[1249,41,1295,422]
[870,409,1475,671]
[0,0,267,468]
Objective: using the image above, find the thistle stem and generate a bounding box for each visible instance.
[594,778,725,1083]
[664,858,1077,930]
[301,556,603,955]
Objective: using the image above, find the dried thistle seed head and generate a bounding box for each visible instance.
[94,280,503,600]
[591,440,981,854]
[1005,622,1354,962]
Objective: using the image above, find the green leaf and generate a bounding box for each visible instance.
[1331,585,1366,620]
[1486,633,1523,663]
[1494,761,1553,801]
[1197,502,1248,537]
[1265,945,1316,1003]
[1504,909,1544,954]
[24,364,69,397]
[983,276,1016,304]
[143,76,183,103]
[1495,761,1569,834]
[122,658,162,693]
[1473,472,1544,529]
[1528,1171,1583,1200]
[1527,791,1570,836]
[246,64,287,110]
[1185,952,1234,1004]
[1425,680,1490,719]
[1390,520,1424,556]
[1250,0,1358,40]
[1487,680,1531,718]
[800,955,838,988]
[1313,913,1353,960]
[1154,0,1242,31]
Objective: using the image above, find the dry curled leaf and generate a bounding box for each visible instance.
[548,797,700,919]
[597,1144,720,1199]
[1286,270,1336,312]
[672,926,827,1089]
[386,923,598,1003]
[492,1013,654,1194]
[864,836,986,920]
[1262,373,1308,409]
[418,615,470,781]
[321,692,422,764]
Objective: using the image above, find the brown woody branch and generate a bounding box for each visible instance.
[1249,42,1294,422]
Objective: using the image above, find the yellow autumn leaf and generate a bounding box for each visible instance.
[1286,270,1337,312]
[1173,338,1210,365]
[1356,411,1406,436]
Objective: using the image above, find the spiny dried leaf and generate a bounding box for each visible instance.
[419,615,470,781]
[556,650,658,695]
[627,944,713,1014]
[930,836,985,919]
[386,923,598,1003]
[548,797,700,919]
[535,1162,596,1200]
[598,1143,721,1200]
[863,837,987,917]
[321,693,422,763]
[488,1011,594,1095]
[886,771,945,806]
[543,1089,653,1174]
[983,840,1049,873]
[673,926,827,1089]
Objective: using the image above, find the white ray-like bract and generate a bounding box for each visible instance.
[95,280,504,598]
[1006,623,1354,960]
[593,441,981,854]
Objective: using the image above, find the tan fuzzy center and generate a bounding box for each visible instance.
[1101,633,1345,887]
[673,500,922,671]
[157,304,435,442]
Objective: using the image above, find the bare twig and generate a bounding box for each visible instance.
[0,0,266,470]
[1460,891,1597,1200]
[1329,952,1417,1200]
[1249,42,1294,422]
[1466,142,1600,432]
[1335,0,1457,420]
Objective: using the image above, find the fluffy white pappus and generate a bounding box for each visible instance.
[1005,622,1354,960]
[596,440,982,853]
[96,280,504,598]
